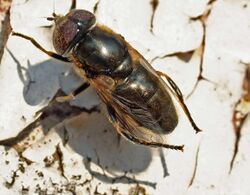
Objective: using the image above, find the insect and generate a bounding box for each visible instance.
[12,1,202,152]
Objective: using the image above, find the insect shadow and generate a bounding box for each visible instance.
[7,48,72,106]
[2,52,159,187]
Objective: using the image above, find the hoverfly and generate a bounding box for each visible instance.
[12,1,202,152]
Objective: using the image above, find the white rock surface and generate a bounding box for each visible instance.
[0,0,250,194]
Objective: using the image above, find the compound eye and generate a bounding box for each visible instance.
[53,9,96,55]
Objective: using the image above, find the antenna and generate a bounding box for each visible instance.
[46,1,57,21]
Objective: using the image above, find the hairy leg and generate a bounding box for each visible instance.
[157,71,202,133]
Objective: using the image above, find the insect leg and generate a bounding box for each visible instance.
[157,71,202,133]
[107,105,184,151]
[56,82,90,102]
[12,32,70,62]
[122,131,184,151]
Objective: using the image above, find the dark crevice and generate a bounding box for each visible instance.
[0,117,41,148]
[21,185,29,193]
[149,0,159,34]
[5,170,18,189]
[150,49,195,64]
[70,0,76,11]
[111,188,119,195]
[43,146,67,179]
[93,0,100,14]
[35,185,48,194]
[0,8,12,64]
[208,0,217,5]
[188,144,200,187]
[48,175,94,194]
[230,105,246,173]
[94,184,106,195]
[18,151,33,165]
[151,1,217,98]
[4,151,32,189]
[230,62,250,173]
[62,126,69,146]
[55,144,67,180]
[185,0,217,99]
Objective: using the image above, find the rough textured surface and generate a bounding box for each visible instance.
[0,0,250,194]
[0,0,12,63]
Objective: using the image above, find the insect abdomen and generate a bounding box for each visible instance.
[114,64,178,134]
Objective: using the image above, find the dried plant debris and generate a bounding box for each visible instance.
[230,62,250,173]
[0,90,98,152]
[44,144,68,179]
[34,180,88,195]
[4,157,29,189]
[149,0,159,34]
[128,184,147,195]
[4,170,18,189]
[21,185,29,194]
[0,0,12,13]
[31,175,141,195]
[111,188,120,195]
[46,175,94,194]
[0,1,12,63]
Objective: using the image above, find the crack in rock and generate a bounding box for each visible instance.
[151,1,218,99]
[230,62,250,173]
[70,0,76,11]
[55,144,67,180]
[149,0,159,34]
[150,49,195,64]
[188,143,201,187]
[0,5,11,64]
[93,0,100,14]
[185,0,217,99]
[4,153,31,189]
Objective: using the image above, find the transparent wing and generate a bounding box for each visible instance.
[107,104,183,151]
[107,103,165,144]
